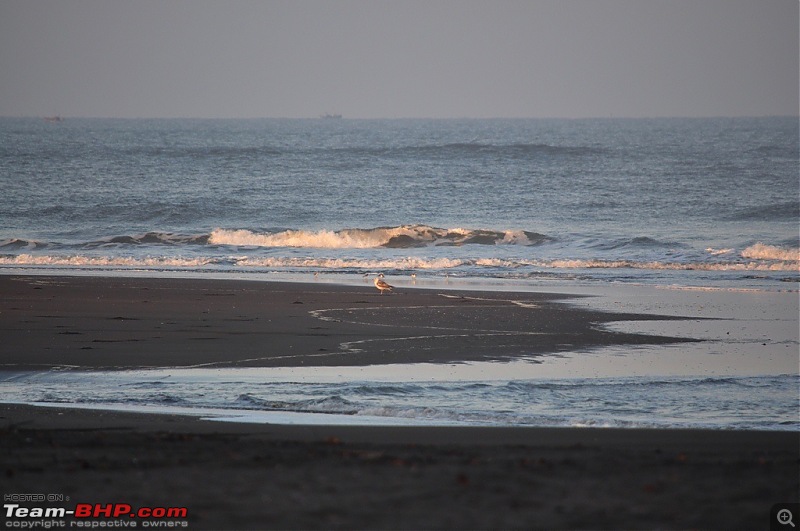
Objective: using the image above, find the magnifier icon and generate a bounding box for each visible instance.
[778,509,796,528]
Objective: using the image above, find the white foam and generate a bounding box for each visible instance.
[0,254,214,268]
[533,258,799,272]
[207,225,540,249]
[235,256,465,269]
[2,252,799,272]
[741,242,800,262]
[209,228,390,248]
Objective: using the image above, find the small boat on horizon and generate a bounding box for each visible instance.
[320,113,342,120]
[43,116,64,123]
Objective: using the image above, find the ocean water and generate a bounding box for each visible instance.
[1,116,798,287]
[1,116,798,429]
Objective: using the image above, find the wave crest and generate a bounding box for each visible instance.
[0,238,46,250]
[741,243,800,262]
[88,232,210,247]
[208,225,551,249]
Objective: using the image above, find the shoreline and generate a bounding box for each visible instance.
[2,403,797,530]
[2,265,797,293]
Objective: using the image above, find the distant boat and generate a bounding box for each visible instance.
[43,116,64,123]
[320,113,342,120]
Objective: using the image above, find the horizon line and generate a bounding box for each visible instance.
[3,113,799,121]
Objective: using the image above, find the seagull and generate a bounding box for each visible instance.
[374,275,394,295]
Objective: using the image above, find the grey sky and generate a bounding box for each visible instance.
[0,0,797,119]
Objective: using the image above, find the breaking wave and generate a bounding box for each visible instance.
[741,242,800,262]
[2,228,797,281]
[208,225,551,249]
[0,226,550,251]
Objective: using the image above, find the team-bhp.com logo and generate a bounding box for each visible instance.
[4,503,189,528]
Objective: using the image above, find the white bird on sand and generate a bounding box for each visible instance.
[374,275,394,295]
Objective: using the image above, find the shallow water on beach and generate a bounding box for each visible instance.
[2,369,797,430]
[2,284,796,430]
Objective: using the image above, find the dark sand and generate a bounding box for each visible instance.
[1,275,798,529]
[2,404,797,530]
[0,274,694,370]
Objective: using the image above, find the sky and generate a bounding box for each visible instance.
[0,0,797,119]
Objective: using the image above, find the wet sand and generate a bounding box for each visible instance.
[0,274,693,370]
[1,274,797,529]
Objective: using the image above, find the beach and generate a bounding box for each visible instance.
[0,274,695,371]
[2,403,798,530]
[1,274,798,529]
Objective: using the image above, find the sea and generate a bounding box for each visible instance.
[1,116,798,430]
